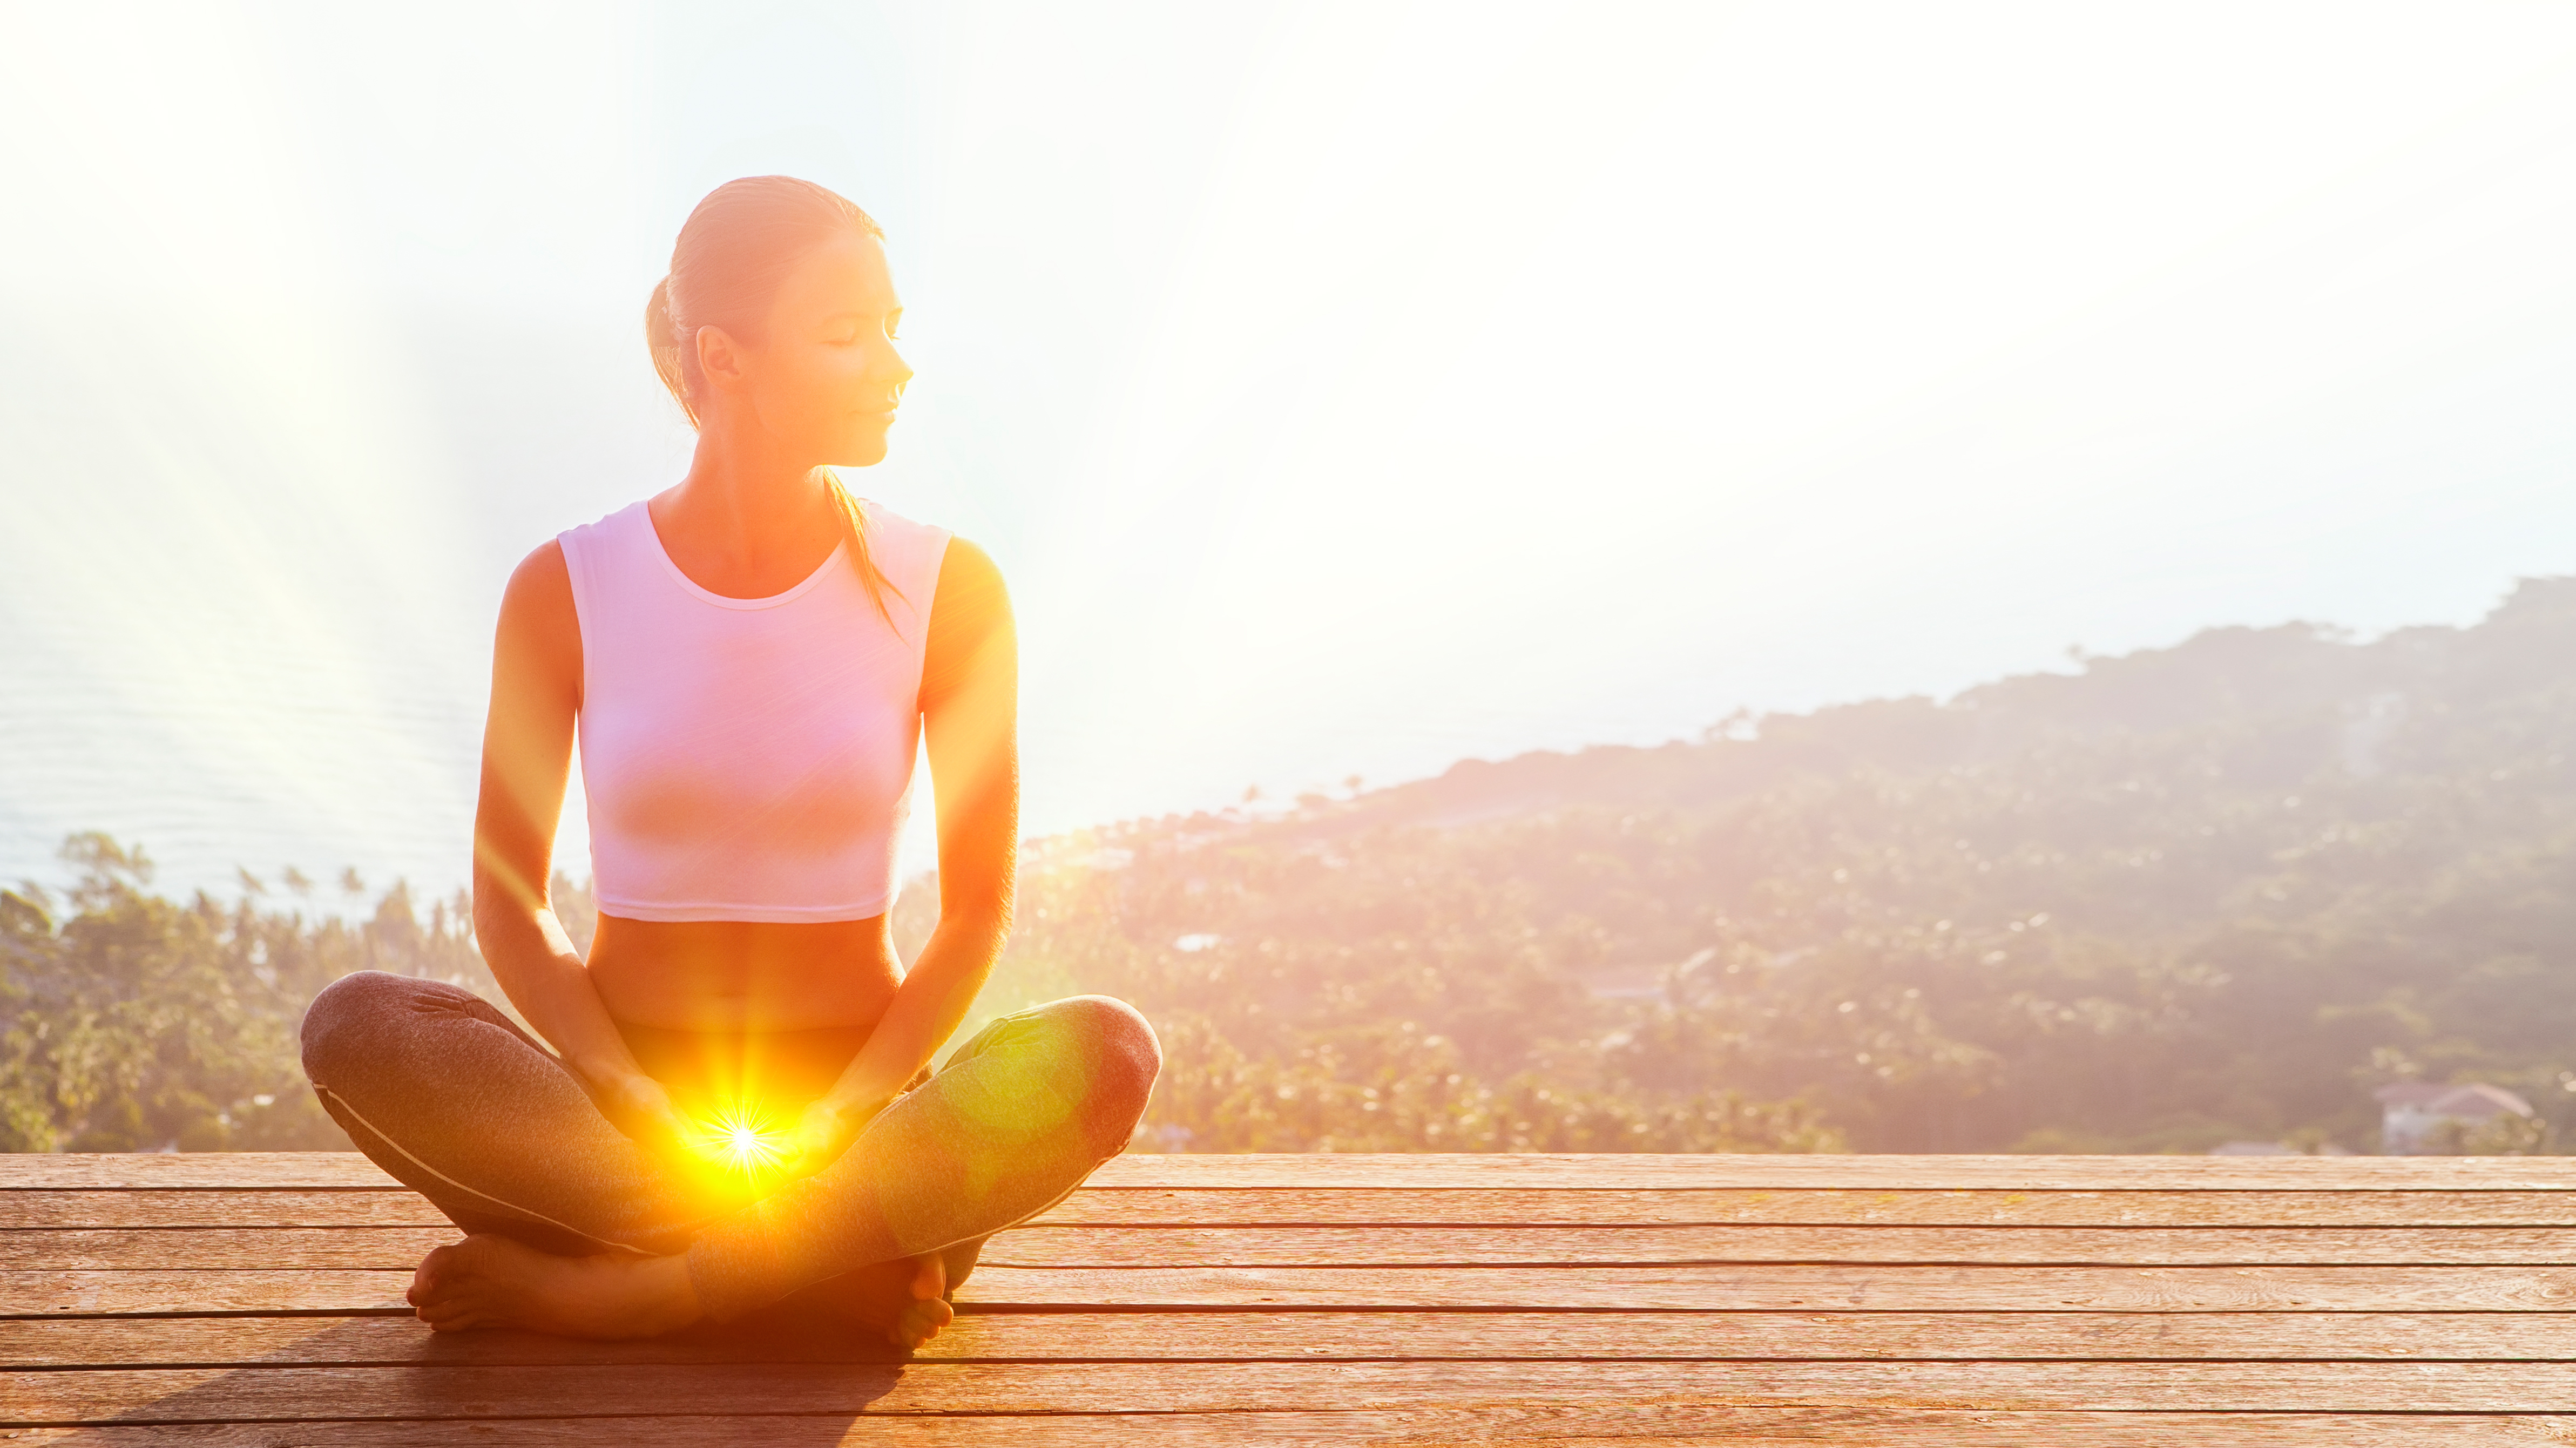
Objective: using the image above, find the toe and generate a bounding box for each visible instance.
[417,1295,478,1331]
[408,1246,458,1309]
[894,1293,955,1349]
[909,1254,947,1302]
[914,1255,955,1345]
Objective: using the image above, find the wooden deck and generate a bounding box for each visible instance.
[11,1155,2576,1444]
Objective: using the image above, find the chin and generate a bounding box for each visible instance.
[829,431,893,468]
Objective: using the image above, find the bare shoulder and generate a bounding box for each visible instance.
[934,535,1009,611]
[493,540,580,687]
[504,539,573,609]
[922,536,1013,710]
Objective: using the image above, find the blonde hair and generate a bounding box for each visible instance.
[646,176,900,622]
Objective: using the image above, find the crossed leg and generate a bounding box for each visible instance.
[300,972,1158,1345]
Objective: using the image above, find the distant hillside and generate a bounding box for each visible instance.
[19,581,2576,1156]
[980,577,2576,1153]
[1331,577,2576,835]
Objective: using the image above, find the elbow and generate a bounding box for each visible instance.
[469,891,518,963]
[963,905,1015,948]
[470,856,546,946]
[941,893,1014,948]
[472,835,548,917]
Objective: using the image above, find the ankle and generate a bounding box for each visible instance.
[623,1252,704,1334]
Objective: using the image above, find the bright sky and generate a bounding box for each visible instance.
[6,3,2576,900]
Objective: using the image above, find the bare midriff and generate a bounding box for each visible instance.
[585,914,907,1034]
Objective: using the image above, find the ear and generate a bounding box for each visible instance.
[694,324,748,391]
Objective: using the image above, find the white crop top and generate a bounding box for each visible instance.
[556,497,952,923]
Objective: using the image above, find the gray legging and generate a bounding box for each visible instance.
[299,970,1160,1323]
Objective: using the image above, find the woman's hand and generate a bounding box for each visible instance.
[778,1095,883,1182]
[598,1071,699,1162]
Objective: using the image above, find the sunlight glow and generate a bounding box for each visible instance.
[11,5,2576,898]
[693,1101,789,1184]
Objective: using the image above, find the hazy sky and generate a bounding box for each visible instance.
[7,3,2576,899]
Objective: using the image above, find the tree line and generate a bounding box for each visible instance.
[11,577,2576,1154]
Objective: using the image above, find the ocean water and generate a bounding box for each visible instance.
[1,305,674,906]
[2,599,489,908]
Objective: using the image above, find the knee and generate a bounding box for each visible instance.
[299,970,455,1086]
[1042,994,1161,1125]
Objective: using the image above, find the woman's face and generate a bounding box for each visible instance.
[729,229,911,466]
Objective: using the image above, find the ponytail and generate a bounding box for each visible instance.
[644,275,696,428]
[646,177,903,625]
[825,470,900,627]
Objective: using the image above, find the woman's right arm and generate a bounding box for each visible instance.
[472,542,693,1155]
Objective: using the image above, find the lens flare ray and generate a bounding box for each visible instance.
[693,1100,789,1183]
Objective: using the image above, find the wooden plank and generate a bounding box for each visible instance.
[20,1186,2576,1231]
[1040,1190,2576,1221]
[23,1152,2576,1444]
[22,1263,2576,1317]
[0,1271,411,1316]
[976,1225,2576,1268]
[945,1263,2576,1312]
[4,1409,2571,1447]
[1088,1154,2576,1192]
[0,1194,446,1230]
[20,1310,2576,1370]
[16,1153,2576,1192]
[25,1223,2576,1271]
[0,1159,398,1191]
[34,1360,2576,1422]
[0,1232,457,1271]
[1034,1187,2576,1228]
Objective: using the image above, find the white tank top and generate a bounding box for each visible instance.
[556,497,952,923]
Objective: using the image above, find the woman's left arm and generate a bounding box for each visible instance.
[789,538,1017,1171]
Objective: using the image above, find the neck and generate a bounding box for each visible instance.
[666,415,839,565]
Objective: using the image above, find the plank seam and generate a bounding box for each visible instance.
[26,1354,2576,1370]
[28,1305,2576,1320]
[14,1407,2576,1429]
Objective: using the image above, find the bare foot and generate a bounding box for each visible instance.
[408,1234,702,1338]
[811,1251,954,1350]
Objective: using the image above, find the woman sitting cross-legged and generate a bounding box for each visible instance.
[299,176,1160,1348]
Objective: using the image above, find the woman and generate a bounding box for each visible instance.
[299,177,1160,1349]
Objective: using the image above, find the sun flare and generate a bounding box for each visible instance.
[695,1101,788,1180]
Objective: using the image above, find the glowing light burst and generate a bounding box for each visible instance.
[693,1101,789,1182]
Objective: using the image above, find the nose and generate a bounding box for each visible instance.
[877,341,913,403]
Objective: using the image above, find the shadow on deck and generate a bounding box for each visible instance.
[9,1153,2576,1444]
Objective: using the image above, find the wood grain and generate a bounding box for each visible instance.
[1086,1154,2576,1192]
[23,1223,2576,1271]
[16,1310,2576,1369]
[29,1360,2576,1422]
[0,1272,413,1317]
[16,1185,2576,1230]
[1035,1186,2576,1228]
[13,1153,2576,1192]
[0,1193,445,1230]
[976,1224,2576,1267]
[19,1153,2576,1438]
[0,1159,398,1192]
[20,1263,2576,1317]
[947,1262,2576,1312]
[0,1232,458,1272]
[5,1410,2576,1447]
